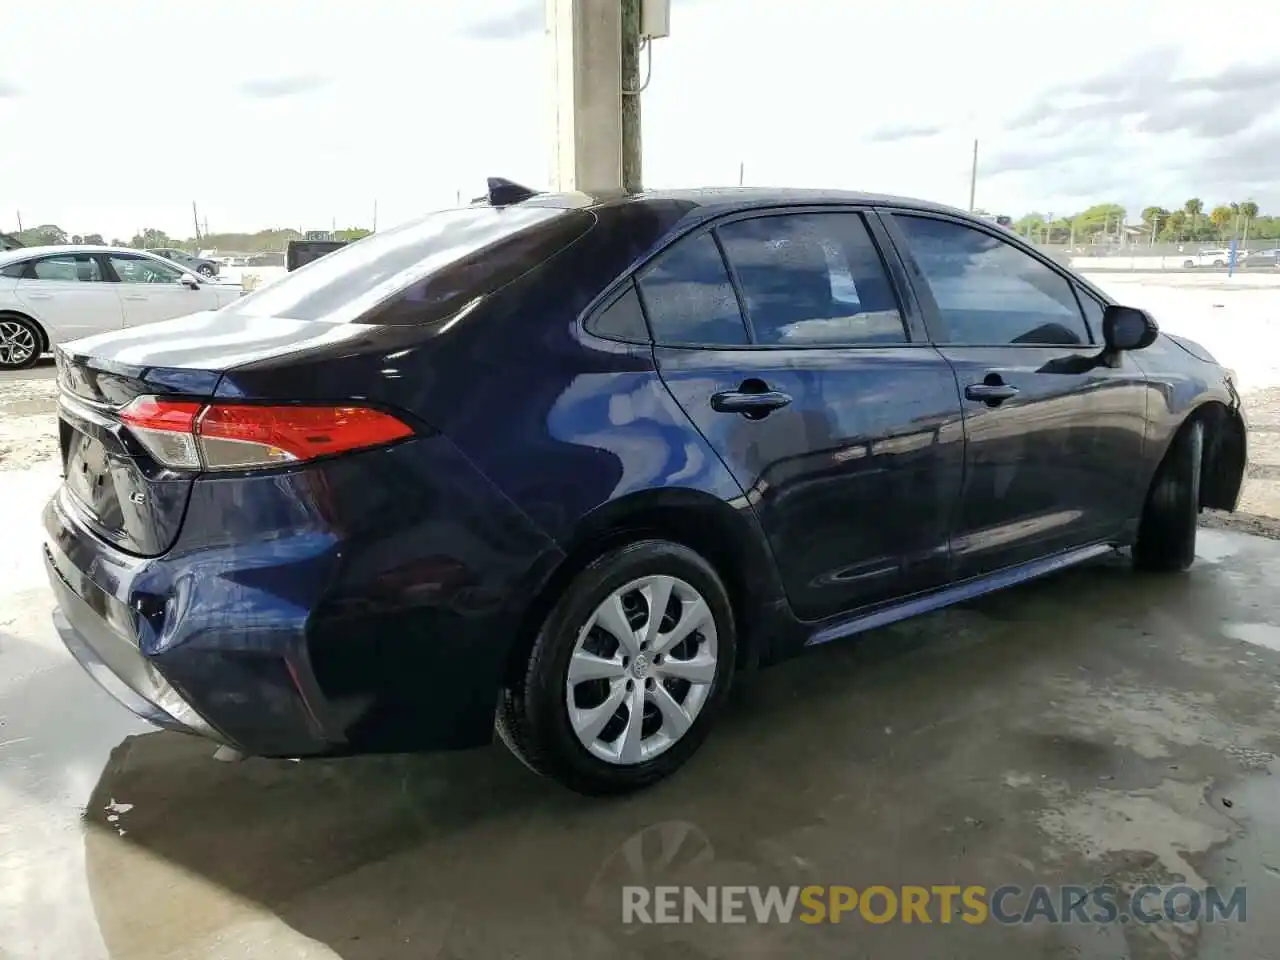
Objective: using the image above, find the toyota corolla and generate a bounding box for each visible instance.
[43,181,1247,794]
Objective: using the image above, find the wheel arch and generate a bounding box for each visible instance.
[1146,401,1245,513]
[0,309,50,353]
[501,488,788,688]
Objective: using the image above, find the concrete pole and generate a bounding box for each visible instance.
[620,0,642,193]
[546,0,623,193]
[968,139,978,212]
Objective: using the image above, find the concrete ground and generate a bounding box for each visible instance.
[4,275,1280,959]
[5,531,1280,959]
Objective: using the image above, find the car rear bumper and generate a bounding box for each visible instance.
[43,435,565,758]
[46,545,224,740]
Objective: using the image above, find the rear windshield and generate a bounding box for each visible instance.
[223,205,593,325]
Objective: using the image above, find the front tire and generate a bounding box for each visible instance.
[1133,420,1203,572]
[497,540,737,795]
[0,314,42,370]
[197,264,216,278]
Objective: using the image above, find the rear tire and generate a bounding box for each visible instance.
[497,540,736,795]
[0,314,42,370]
[197,264,216,278]
[1133,420,1203,572]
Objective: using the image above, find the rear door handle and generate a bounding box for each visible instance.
[710,390,793,416]
[25,293,53,300]
[964,383,1019,403]
[122,295,148,301]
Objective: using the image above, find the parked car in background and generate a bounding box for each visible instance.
[286,239,349,271]
[44,183,1246,794]
[0,233,22,252]
[146,247,221,277]
[0,245,244,369]
[1181,248,1241,268]
[1242,248,1280,269]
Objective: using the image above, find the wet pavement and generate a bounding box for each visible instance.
[3,529,1280,959]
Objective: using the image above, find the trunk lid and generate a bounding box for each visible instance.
[54,312,371,557]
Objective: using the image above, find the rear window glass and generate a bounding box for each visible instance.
[223,205,593,324]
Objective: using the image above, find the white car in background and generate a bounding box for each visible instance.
[0,245,244,370]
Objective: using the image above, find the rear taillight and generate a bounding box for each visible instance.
[119,397,414,471]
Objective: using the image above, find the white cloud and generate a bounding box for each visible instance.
[1,0,1277,240]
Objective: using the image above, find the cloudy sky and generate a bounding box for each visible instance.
[2,0,1278,240]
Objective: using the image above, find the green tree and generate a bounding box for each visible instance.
[335,228,372,242]
[16,224,67,246]
[1209,205,1234,234]
[1158,210,1189,241]
[1140,206,1170,228]
[83,233,105,245]
[1239,201,1260,246]
[130,228,171,249]
[1071,203,1126,241]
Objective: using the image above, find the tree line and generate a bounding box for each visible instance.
[14,196,1280,253]
[1010,199,1279,247]
[7,225,373,252]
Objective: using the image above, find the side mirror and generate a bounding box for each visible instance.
[179,273,201,290]
[1102,304,1158,352]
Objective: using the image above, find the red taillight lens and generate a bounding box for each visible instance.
[119,398,204,469]
[119,397,414,471]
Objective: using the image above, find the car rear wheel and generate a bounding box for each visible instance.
[1133,419,1203,572]
[497,540,736,795]
[0,314,41,370]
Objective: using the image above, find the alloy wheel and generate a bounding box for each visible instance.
[566,575,718,765]
[0,320,36,367]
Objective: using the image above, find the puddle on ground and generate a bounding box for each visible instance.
[1198,769,1280,960]
[1222,622,1280,653]
[1197,531,1243,564]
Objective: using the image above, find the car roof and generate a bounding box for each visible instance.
[520,185,964,218]
[0,244,161,265]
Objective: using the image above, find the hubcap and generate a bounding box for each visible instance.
[566,575,718,765]
[0,321,36,367]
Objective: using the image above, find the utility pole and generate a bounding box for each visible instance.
[15,211,22,232]
[547,0,623,193]
[192,201,201,242]
[968,138,978,212]
[738,161,745,186]
[372,200,378,232]
[620,0,643,192]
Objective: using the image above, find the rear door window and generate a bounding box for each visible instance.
[716,213,906,345]
[636,233,749,346]
[895,214,1091,346]
[28,254,103,282]
[224,205,594,325]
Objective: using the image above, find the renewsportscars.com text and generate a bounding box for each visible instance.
[622,884,1247,925]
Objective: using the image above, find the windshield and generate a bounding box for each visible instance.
[223,205,591,324]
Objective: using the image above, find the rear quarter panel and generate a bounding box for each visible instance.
[215,200,793,658]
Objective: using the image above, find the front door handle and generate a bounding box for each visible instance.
[964,382,1019,404]
[711,389,793,417]
[25,293,53,300]
[122,294,148,301]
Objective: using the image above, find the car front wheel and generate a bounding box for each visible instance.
[197,264,216,277]
[497,540,736,795]
[1133,419,1203,572]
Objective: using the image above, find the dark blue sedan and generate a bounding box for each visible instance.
[43,182,1248,794]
